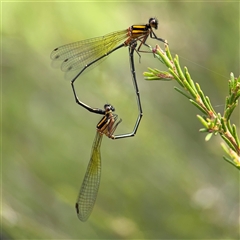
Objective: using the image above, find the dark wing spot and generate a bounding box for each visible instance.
[75,203,79,214]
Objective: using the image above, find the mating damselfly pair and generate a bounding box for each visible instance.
[50,17,166,221]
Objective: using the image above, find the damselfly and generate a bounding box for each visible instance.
[50,18,166,137]
[50,17,166,82]
[75,104,123,221]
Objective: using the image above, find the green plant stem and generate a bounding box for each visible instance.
[143,44,240,169]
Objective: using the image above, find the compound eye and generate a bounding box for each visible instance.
[149,17,158,29]
[149,17,154,23]
[104,104,110,110]
[104,104,115,112]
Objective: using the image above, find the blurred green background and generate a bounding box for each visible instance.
[2,1,239,239]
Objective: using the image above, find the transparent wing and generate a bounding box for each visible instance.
[75,132,103,221]
[50,30,128,79]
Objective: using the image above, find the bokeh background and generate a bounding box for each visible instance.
[2,1,239,239]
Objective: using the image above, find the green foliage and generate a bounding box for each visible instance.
[144,44,240,169]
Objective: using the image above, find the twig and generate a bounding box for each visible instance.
[144,44,240,170]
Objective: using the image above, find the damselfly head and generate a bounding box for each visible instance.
[149,17,158,30]
[104,104,115,112]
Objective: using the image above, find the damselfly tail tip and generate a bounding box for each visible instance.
[164,39,169,45]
